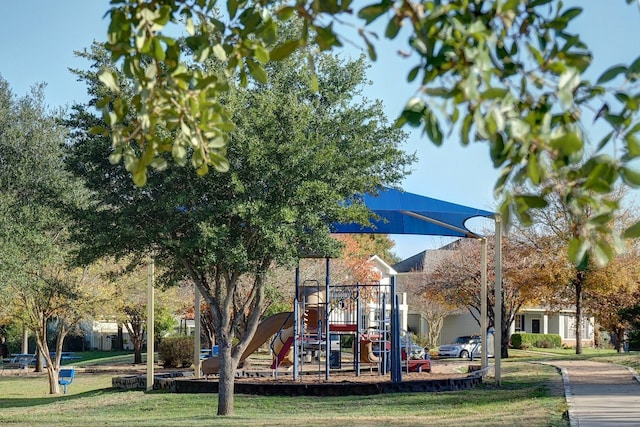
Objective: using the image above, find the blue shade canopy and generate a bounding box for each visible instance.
[332,187,495,238]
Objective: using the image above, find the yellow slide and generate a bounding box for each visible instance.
[202,312,294,375]
[271,326,294,367]
[360,340,381,363]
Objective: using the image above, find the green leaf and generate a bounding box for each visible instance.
[461,114,473,145]
[620,166,640,187]
[407,66,420,83]
[423,108,443,145]
[568,237,589,268]
[527,152,541,185]
[314,23,341,51]
[385,16,401,39]
[246,59,267,83]
[550,130,582,156]
[516,195,548,209]
[152,38,165,61]
[596,131,613,152]
[253,45,269,64]
[597,65,628,84]
[398,97,426,128]
[270,40,300,61]
[358,3,392,25]
[212,44,227,62]
[227,0,239,19]
[592,240,614,267]
[623,220,640,239]
[629,54,640,75]
[362,33,377,61]
[481,88,508,100]
[624,133,640,159]
[560,7,583,21]
[132,168,147,187]
[99,71,120,93]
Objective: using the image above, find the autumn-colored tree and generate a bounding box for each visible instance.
[584,248,640,351]
[95,260,189,363]
[400,271,463,349]
[580,196,640,352]
[513,185,637,354]
[427,236,548,358]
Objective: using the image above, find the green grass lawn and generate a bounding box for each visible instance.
[3,350,637,426]
[0,353,568,427]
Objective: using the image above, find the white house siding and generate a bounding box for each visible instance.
[439,313,482,345]
[509,310,594,346]
[80,320,134,351]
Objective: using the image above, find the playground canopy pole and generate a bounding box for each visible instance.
[325,257,330,381]
[356,283,361,376]
[293,264,300,381]
[390,275,402,383]
[494,215,503,386]
[481,238,487,370]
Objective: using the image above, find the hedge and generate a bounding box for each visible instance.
[511,333,562,349]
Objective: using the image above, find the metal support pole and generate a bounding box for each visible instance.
[325,257,330,381]
[193,286,201,378]
[293,264,300,381]
[391,275,401,383]
[146,257,155,391]
[481,238,488,370]
[356,283,361,376]
[494,215,502,386]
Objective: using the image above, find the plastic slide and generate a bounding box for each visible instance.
[359,340,381,363]
[202,311,293,375]
[271,326,294,368]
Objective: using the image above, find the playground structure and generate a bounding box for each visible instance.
[202,256,430,381]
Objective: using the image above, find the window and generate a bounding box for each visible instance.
[515,315,524,332]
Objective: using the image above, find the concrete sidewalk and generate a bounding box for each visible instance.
[550,360,640,427]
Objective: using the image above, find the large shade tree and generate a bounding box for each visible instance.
[0,78,93,393]
[584,247,640,351]
[511,186,636,354]
[426,236,548,358]
[66,42,413,414]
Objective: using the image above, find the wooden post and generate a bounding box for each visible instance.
[193,286,201,378]
[146,257,155,392]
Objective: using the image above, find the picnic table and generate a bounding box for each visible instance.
[1,354,35,372]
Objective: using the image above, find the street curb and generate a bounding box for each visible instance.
[628,366,640,384]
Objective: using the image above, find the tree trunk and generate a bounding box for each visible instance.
[34,324,66,394]
[46,365,60,394]
[615,328,626,353]
[217,344,238,415]
[134,342,143,364]
[501,310,509,359]
[575,272,584,355]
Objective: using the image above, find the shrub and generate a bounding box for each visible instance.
[511,333,561,349]
[158,336,194,368]
[535,339,554,348]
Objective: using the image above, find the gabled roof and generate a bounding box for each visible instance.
[332,187,494,238]
[392,240,461,273]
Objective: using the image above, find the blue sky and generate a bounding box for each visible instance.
[1,1,638,260]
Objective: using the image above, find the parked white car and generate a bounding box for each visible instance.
[438,335,481,359]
